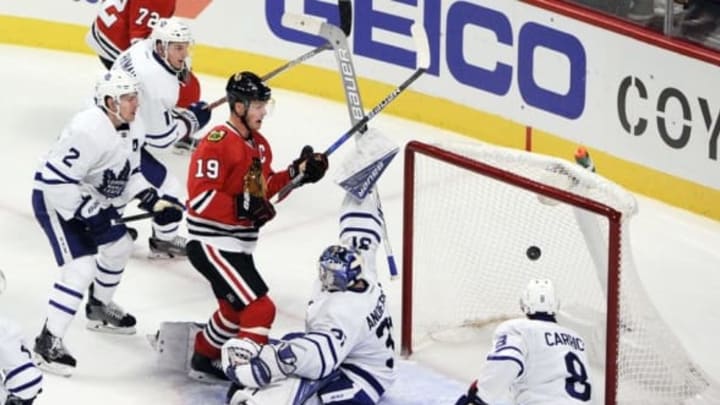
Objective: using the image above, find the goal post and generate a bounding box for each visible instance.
[401,140,718,405]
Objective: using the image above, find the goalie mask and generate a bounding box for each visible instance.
[318,245,363,292]
[520,279,559,315]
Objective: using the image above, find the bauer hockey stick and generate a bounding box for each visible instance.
[283,15,430,280]
[205,0,352,110]
[273,22,430,200]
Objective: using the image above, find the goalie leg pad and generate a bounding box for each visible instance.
[149,321,204,372]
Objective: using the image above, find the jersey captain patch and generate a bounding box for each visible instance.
[207,130,226,142]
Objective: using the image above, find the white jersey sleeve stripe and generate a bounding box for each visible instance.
[486,354,524,377]
[297,335,327,378]
[44,162,80,184]
[146,124,178,141]
[306,331,339,366]
[494,345,523,356]
[339,227,381,244]
[339,212,383,227]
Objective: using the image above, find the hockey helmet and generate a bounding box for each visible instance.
[318,245,363,292]
[226,71,271,108]
[94,70,139,108]
[151,17,193,45]
[520,279,559,315]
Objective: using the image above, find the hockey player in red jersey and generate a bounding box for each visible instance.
[85,0,200,111]
[86,0,177,69]
[184,71,328,381]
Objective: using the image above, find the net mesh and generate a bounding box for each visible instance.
[405,140,719,404]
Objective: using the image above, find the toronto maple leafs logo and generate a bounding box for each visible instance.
[97,161,131,198]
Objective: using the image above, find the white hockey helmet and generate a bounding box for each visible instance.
[151,17,193,45]
[520,279,559,315]
[94,70,139,108]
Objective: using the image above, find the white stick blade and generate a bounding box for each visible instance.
[411,23,431,69]
[281,13,324,35]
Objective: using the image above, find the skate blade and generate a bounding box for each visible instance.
[86,321,136,335]
[148,250,187,260]
[34,353,74,377]
[187,369,229,385]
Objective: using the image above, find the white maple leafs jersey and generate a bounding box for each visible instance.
[475,318,593,405]
[282,192,396,403]
[112,39,183,149]
[33,107,149,220]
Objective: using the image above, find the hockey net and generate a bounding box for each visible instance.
[401,140,719,405]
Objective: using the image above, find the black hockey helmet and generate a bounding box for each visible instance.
[226,71,271,108]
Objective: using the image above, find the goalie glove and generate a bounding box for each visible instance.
[226,341,298,389]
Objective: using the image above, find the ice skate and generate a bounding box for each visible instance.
[188,352,228,383]
[33,324,76,377]
[148,232,187,259]
[85,291,137,335]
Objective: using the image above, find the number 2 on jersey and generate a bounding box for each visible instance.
[564,351,591,401]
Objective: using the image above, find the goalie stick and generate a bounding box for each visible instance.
[205,0,352,110]
[273,19,430,280]
[274,21,429,199]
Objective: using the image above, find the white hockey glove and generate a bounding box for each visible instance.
[225,341,297,388]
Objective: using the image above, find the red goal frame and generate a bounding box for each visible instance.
[401,140,623,405]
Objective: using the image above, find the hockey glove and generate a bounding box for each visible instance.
[75,197,126,246]
[174,101,211,137]
[455,381,489,405]
[135,189,184,226]
[288,145,329,185]
[236,194,275,228]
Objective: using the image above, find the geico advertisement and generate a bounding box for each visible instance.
[3,0,717,188]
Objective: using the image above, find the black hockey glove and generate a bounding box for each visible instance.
[288,145,328,185]
[74,196,126,245]
[135,189,184,226]
[236,193,276,228]
[455,381,488,405]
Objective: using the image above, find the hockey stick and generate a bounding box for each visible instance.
[288,15,428,280]
[272,21,430,202]
[113,211,154,224]
[205,0,352,110]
